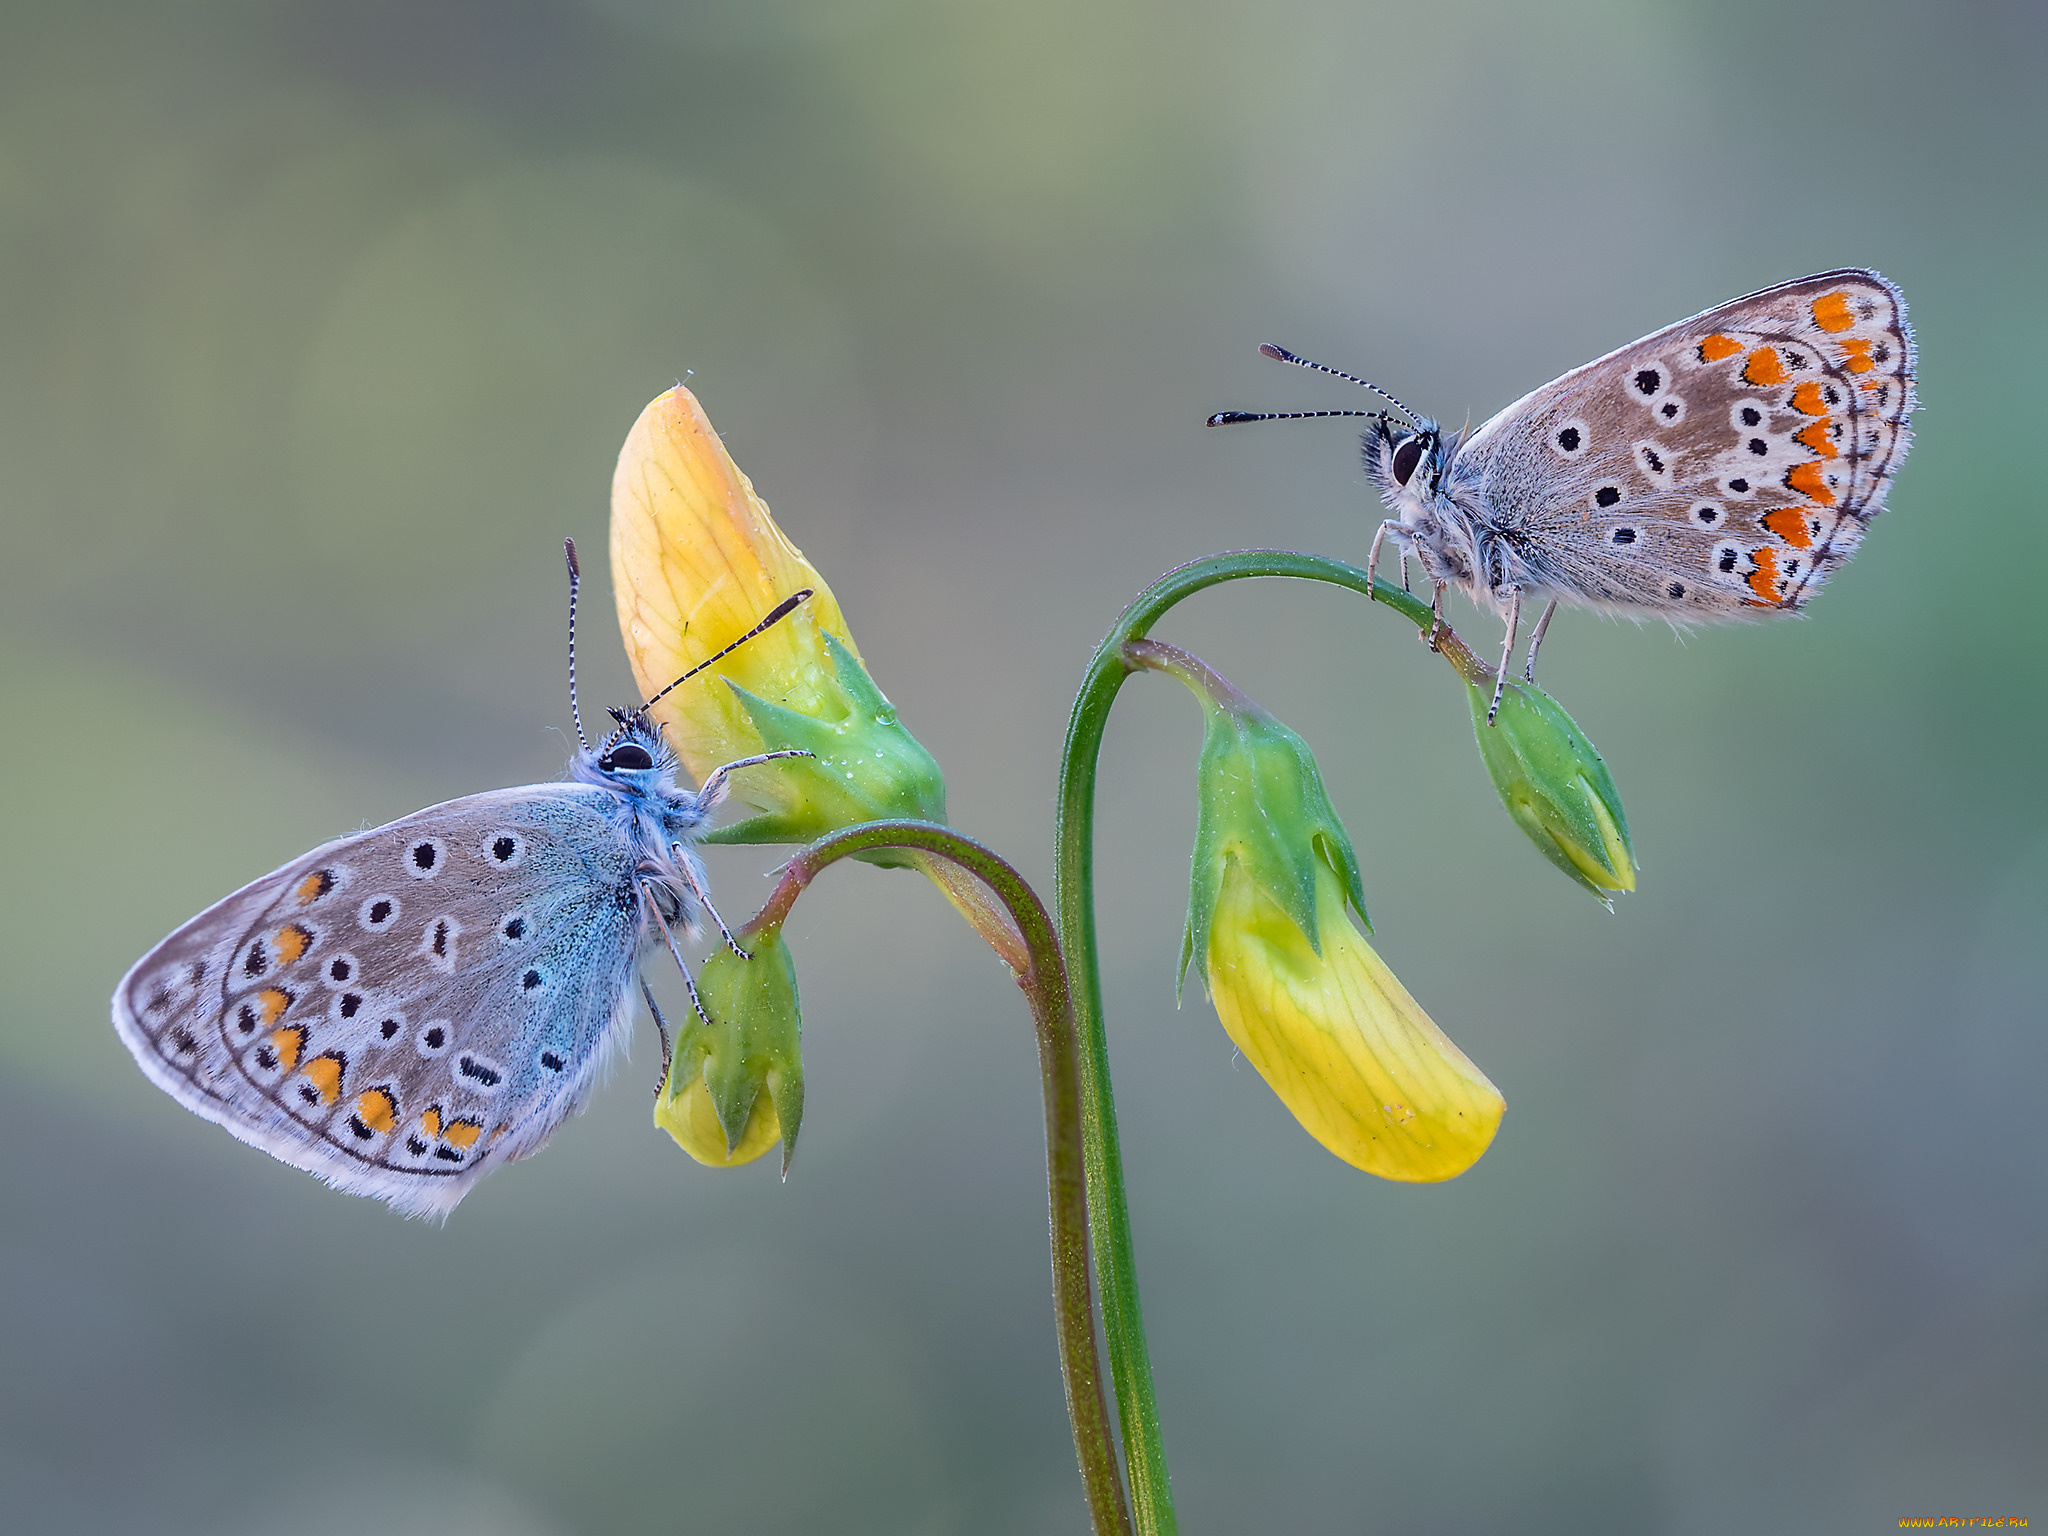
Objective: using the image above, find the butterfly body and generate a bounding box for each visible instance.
[1365,269,1915,623]
[114,711,725,1219]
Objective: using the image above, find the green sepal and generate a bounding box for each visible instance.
[766,1059,805,1175]
[1179,698,1368,1002]
[1467,677,1636,905]
[661,1035,712,1110]
[703,632,947,869]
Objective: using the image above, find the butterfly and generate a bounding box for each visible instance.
[1210,270,1916,720]
[111,541,809,1218]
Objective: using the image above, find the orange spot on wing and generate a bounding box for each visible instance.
[1793,421,1838,459]
[1810,291,1855,332]
[271,924,313,966]
[270,1026,307,1074]
[302,1053,345,1105]
[1760,507,1814,548]
[1745,547,1784,603]
[1699,334,1742,362]
[1741,347,1787,387]
[1785,460,1836,505]
[257,987,292,1025]
[357,1089,397,1135]
[294,871,333,906]
[1790,381,1830,416]
[1840,337,1875,373]
[421,1106,442,1140]
[442,1118,483,1150]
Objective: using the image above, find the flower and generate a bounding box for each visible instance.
[610,386,946,851]
[655,922,805,1172]
[1204,852,1504,1182]
[1163,644,1502,1181]
[1466,677,1636,905]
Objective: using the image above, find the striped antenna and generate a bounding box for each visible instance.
[564,538,589,751]
[1206,343,1423,431]
[642,589,815,712]
[1207,408,1388,426]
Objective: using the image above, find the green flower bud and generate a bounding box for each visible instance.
[655,925,805,1173]
[1467,677,1636,905]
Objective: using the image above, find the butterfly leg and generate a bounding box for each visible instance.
[672,850,752,961]
[1366,519,1404,596]
[1368,520,1422,597]
[696,749,815,808]
[1487,585,1521,726]
[640,977,674,1101]
[1523,597,1558,684]
[646,896,715,1026]
[1424,580,1447,652]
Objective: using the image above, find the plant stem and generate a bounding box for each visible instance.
[1053,549,1474,1535]
[749,820,1133,1536]
[1119,637,1252,708]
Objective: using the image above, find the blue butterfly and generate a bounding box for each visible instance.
[112,542,808,1217]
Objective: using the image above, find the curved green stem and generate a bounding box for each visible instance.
[1053,549,1476,1535]
[750,820,1133,1536]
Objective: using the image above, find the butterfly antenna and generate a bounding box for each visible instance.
[1207,407,1389,426]
[641,589,815,712]
[564,538,589,752]
[1213,343,1424,431]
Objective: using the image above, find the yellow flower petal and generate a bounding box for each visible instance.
[610,384,858,780]
[1205,856,1503,1181]
[658,1071,781,1168]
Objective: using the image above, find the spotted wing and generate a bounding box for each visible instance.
[112,784,647,1219]
[1457,269,1914,615]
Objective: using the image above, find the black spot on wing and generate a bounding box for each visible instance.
[458,1055,502,1089]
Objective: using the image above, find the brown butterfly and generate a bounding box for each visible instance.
[1212,270,1916,720]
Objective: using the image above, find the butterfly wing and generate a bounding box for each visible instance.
[113,784,647,1218]
[1455,269,1914,615]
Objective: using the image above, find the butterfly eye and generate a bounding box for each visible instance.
[1390,435,1425,486]
[602,744,655,772]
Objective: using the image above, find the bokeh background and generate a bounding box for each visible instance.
[4,2,2044,1531]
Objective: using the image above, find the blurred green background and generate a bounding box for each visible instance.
[4,1,2044,1530]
